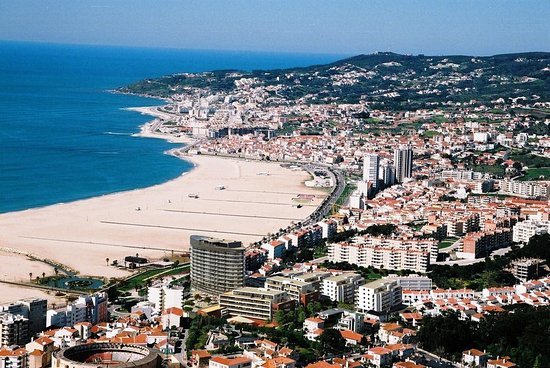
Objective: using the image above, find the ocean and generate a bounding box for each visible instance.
[0,41,343,213]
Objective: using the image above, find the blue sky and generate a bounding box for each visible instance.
[0,0,548,55]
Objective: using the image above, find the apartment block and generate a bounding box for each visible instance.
[0,313,29,347]
[328,237,437,273]
[356,279,402,313]
[148,283,185,312]
[265,275,319,306]
[512,220,550,243]
[219,287,295,321]
[321,274,365,304]
[462,229,512,259]
[191,236,245,295]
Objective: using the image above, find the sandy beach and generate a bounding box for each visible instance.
[0,154,324,301]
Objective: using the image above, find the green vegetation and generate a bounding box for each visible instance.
[471,164,505,176]
[418,306,550,367]
[510,150,550,168]
[423,130,440,138]
[430,233,550,290]
[438,237,459,249]
[117,264,189,291]
[335,182,356,208]
[518,167,550,181]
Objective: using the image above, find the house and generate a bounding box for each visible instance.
[209,356,252,368]
[462,349,488,367]
[340,329,364,346]
[367,347,392,368]
[25,336,55,368]
[161,307,184,329]
[487,357,517,368]
[303,317,324,332]
[191,350,211,368]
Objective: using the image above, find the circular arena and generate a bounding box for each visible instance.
[52,343,161,368]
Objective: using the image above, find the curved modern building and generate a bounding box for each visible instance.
[52,343,161,368]
[190,235,244,295]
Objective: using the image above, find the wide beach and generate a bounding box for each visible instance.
[0,152,325,302]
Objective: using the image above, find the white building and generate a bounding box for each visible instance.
[0,347,28,368]
[512,220,550,243]
[0,313,28,347]
[363,154,380,188]
[385,274,432,290]
[147,283,185,312]
[321,274,364,304]
[328,237,437,273]
[356,279,402,313]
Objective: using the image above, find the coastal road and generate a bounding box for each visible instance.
[162,209,303,221]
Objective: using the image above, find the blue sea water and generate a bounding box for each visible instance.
[0,41,343,213]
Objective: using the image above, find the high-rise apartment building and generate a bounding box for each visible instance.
[393,144,413,183]
[363,154,380,188]
[190,235,245,295]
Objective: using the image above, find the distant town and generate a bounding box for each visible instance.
[2,52,549,368]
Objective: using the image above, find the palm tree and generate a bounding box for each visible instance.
[42,272,46,279]
[54,267,58,276]
[29,272,32,281]
[106,258,110,266]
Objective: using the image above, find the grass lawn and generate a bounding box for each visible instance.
[439,237,460,249]
[518,167,550,181]
[423,130,440,138]
[119,264,190,291]
[472,164,505,176]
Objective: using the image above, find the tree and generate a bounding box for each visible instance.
[54,267,58,276]
[106,258,110,266]
[29,272,32,281]
[318,328,347,355]
[42,272,46,279]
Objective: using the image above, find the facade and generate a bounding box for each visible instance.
[328,238,437,273]
[46,293,108,328]
[190,236,245,295]
[147,284,185,312]
[321,274,365,304]
[385,274,432,291]
[512,220,549,243]
[209,356,252,368]
[499,180,549,199]
[0,348,28,368]
[265,276,319,306]
[356,279,402,313]
[394,145,413,183]
[0,313,29,347]
[219,287,294,321]
[508,258,545,282]
[462,229,512,259]
[0,299,46,339]
[52,343,161,368]
[363,154,380,188]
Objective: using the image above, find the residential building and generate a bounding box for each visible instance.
[462,349,488,367]
[148,283,185,312]
[265,275,319,306]
[209,356,251,368]
[191,235,245,295]
[461,229,512,259]
[328,238,437,273]
[219,287,295,321]
[356,279,402,314]
[508,258,545,282]
[321,274,364,304]
[385,274,432,291]
[0,313,29,346]
[0,299,46,339]
[0,347,28,368]
[512,220,549,243]
[499,180,549,199]
[394,145,413,183]
[363,154,380,188]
